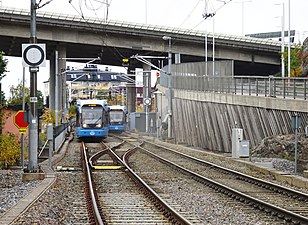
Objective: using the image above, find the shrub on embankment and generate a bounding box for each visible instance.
[0,133,21,169]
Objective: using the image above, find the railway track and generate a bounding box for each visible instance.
[82,138,195,224]
[7,132,307,224]
[121,137,308,224]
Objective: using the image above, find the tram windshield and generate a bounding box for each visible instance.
[81,106,102,125]
[110,110,124,124]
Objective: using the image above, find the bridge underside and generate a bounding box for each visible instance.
[0,35,279,76]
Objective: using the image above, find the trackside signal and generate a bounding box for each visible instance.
[122,58,129,67]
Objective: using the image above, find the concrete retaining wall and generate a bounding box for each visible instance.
[158,86,308,153]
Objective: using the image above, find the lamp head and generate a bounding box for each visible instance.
[162,36,171,40]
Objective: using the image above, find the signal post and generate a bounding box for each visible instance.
[21,0,46,172]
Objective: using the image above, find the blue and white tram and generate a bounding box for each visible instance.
[109,105,128,133]
[75,99,110,139]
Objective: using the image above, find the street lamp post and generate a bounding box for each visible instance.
[203,13,215,76]
[281,3,285,78]
[55,50,59,126]
[163,36,172,139]
[288,0,291,78]
[212,17,215,76]
[275,2,285,78]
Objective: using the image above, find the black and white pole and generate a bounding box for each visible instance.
[163,36,172,139]
[292,113,301,174]
[154,90,162,139]
[55,50,59,126]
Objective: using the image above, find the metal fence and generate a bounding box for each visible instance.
[160,60,234,87]
[53,123,70,152]
[172,75,308,100]
[160,61,308,100]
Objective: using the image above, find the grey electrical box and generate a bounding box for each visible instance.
[232,128,243,158]
[239,140,250,158]
[47,123,53,141]
[129,112,157,133]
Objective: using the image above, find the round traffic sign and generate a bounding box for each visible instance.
[143,98,151,105]
[13,111,29,129]
[23,45,45,67]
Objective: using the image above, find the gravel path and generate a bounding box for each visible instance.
[0,170,41,217]
[11,172,89,225]
[10,140,90,225]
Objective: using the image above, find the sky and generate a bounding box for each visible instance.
[1,0,308,99]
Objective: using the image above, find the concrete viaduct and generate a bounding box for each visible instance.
[0,7,282,74]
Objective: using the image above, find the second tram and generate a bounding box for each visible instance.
[109,105,128,133]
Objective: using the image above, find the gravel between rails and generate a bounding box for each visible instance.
[144,138,308,193]
[129,151,284,225]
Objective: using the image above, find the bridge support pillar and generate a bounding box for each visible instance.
[58,45,67,121]
[49,45,66,120]
[126,83,136,113]
[49,52,55,111]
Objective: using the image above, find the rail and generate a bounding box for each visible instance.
[81,142,105,225]
[170,75,308,100]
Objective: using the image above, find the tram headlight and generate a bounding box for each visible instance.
[96,124,102,128]
[82,124,88,128]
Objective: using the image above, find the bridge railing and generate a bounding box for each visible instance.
[171,75,308,100]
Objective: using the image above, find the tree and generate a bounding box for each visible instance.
[0,91,7,107]
[0,51,8,135]
[283,44,303,77]
[0,51,8,81]
[8,82,44,109]
[9,83,30,106]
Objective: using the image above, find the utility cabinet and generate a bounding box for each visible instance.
[232,128,243,158]
[239,140,250,158]
[232,128,250,158]
[129,112,157,133]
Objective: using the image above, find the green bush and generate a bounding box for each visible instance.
[0,133,22,169]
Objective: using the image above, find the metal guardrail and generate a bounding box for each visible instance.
[38,122,70,157]
[54,123,69,137]
[52,123,70,152]
[171,75,308,100]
